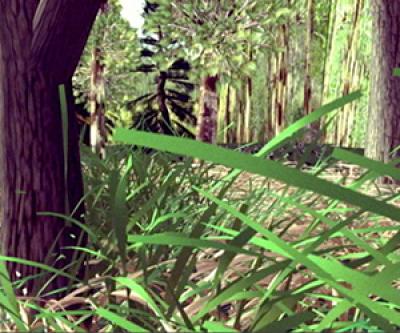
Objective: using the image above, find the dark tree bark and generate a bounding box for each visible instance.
[196,75,219,143]
[157,71,173,135]
[366,1,400,162]
[0,0,102,297]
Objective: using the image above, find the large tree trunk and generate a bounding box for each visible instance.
[0,47,68,297]
[196,75,219,143]
[366,1,400,162]
[0,0,101,297]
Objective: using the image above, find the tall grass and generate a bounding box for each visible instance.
[0,91,399,332]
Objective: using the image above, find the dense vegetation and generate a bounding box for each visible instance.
[0,0,399,332]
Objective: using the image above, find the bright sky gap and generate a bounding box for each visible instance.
[120,0,145,29]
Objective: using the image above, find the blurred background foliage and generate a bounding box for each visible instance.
[73,0,373,149]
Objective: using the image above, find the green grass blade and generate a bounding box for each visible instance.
[256,91,361,156]
[214,225,256,283]
[0,261,19,314]
[115,277,165,320]
[192,261,288,322]
[255,311,316,333]
[332,148,400,180]
[114,129,400,222]
[128,233,259,257]
[109,167,130,273]
[203,321,238,332]
[58,84,69,212]
[195,188,400,328]
[0,256,79,283]
[213,91,362,186]
[96,307,149,332]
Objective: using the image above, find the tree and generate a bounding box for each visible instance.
[0,0,102,296]
[131,57,196,137]
[130,1,196,137]
[365,0,400,162]
[269,0,292,138]
[336,0,364,147]
[145,0,284,143]
[304,0,315,117]
[73,0,139,154]
[320,0,371,147]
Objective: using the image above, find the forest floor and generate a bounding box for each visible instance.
[175,164,400,326]
[207,163,399,243]
[19,159,399,332]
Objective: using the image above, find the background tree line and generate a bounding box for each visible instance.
[74,0,378,152]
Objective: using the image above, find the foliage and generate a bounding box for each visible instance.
[0,1,395,332]
[0,93,400,332]
[129,1,196,137]
[73,0,146,129]
[72,0,373,147]
[143,0,292,84]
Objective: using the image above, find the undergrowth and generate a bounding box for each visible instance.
[0,91,399,332]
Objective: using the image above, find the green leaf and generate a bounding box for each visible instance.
[58,84,69,212]
[109,158,132,272]
[113,125,400,223]
[193,261,289,322]
[96,307,149,332]
[203,321,238,332]
[128,233,259,257]
[332,148,400,180]
[255,311,316,333]
[0,262,27,332]
[241,61,257,76]
[195,189,400,329]
[114,277,165,320]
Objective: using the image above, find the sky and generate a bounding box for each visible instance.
[120,0,145,29]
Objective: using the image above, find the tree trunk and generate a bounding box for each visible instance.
[243,45,253,142]
[229,85,238,143]
[224,85,232,143]
[0,59,84,297]
[269,53,278,138]
[366,0,400,162]
[264,54,274,141]
[0,0,101,297]
[217,84,228,143]
[336,0,363,147]
[321,0,338,143]
[275,20,289,134]
[304,0,315,116]
[157,71,173,135]
[244,77,252,143]
[238,84,246,143]
[321,0,337,104]
[196,75,219,143]
[90,47,107,158]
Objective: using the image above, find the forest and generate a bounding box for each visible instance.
[0,0,399,332]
